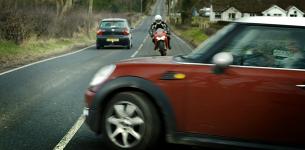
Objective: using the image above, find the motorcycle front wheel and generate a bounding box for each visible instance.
[158,41,166,56]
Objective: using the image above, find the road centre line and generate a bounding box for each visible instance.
[131,50,140,58]
[52,20,151,150]
[53,33,149,150]
[53,115,85,150]
[130,34,149,58]
[0,45,95,76]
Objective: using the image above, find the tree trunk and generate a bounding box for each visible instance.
[56,0,73,17]
[87,0,93,37]
[56,0,63,17]
[60,0,73,16]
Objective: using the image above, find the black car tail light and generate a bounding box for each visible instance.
[97,29,104,35]
[123,28,129,35]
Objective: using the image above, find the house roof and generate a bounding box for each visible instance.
[262,4,286,14]
[286,5,305,14]
[212,0,305,13]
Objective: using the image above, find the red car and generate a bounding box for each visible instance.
[84,17,305,150]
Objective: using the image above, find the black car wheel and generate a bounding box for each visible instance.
[126,40,132,49]
[102,92,161,150]
[96,43,103,49]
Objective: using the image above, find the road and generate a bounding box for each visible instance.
[0,0,205,150]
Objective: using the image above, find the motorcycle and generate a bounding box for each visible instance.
[153,28,169,56]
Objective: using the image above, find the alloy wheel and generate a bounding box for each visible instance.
[105,101,145,148]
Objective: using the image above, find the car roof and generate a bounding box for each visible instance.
[235,16,305,27]
[101,18,127,22]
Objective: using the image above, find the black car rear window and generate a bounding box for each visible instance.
[100,21,127,29]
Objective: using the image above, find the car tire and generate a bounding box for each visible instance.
[102,92,161,150]
[158,41,166,56]
[96,44,103,49]
[126,41,132,49]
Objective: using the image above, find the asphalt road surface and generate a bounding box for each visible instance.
[0,0,207,150]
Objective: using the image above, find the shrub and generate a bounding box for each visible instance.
[49,10,89,38]
[204,27,217,36]
[0,9,32,44]
[0,1,92,44]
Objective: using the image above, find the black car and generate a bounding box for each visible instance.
[96,18,133,49]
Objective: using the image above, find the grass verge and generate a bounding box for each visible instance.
[0,33,94,72]
[171,26,209,48]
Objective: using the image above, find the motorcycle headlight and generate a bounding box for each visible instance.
[89,64,116,87]
[156,36,165,40]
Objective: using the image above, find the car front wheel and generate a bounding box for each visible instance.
[102,92,161,150]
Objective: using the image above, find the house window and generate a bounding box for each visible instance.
[215,12,221,19]
[229,13,236,19]
[250,13,255,16]
[290,14,297,17]
[267,14,271,16]
[274,14,282,16]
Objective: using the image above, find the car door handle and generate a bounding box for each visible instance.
[296,85,305,89]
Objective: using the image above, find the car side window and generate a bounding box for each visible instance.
[219,25,305,69]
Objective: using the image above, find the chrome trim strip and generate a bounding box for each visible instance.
[175,61,305,72]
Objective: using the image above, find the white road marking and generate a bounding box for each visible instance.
[53,115,85,150]
[131,51,140,58]
[51,17,152,150]
[0,45,95,76]
[52,28,149,150]
[130,34,149,58]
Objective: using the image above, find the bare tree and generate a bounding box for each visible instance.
[56,0,73,17]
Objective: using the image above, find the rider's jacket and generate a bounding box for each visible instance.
[149,21,170,37]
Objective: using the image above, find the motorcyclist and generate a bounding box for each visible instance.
[149,15,171,50]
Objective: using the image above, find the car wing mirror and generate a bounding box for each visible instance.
[212,52,233,74]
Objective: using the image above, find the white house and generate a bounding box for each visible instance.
[287,6,305,17]
[210,6,242,22]
[222,7,242,21]
[209,4,305,22]
[262,5,287,17]
[242,13,258,17]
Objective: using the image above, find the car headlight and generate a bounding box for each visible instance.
[89,64,116,87]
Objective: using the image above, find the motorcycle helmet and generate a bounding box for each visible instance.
[155,15,162,24]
